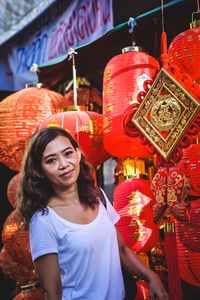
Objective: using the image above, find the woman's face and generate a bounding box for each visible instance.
[40,135,81,191]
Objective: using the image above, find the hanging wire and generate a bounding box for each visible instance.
[161,0,165,32]
[197,0,200,12]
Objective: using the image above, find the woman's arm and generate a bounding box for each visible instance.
[34,253,62,300]
[116,227,169,300]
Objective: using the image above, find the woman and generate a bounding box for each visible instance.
[17,127,168,300]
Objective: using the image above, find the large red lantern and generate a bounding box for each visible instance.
[114,178,159,253]
[7,173,21,207]
[0,87,67,171]
[103,47,160,158]
[38,107,110,166]
[2,210,34,270]
[135,281,149,300]
[65,86,102,110]
[0,247,37,284]
[168,26,200,82]
[13,287,45,300]
[176,222,200,287]
[178,143,200,196]
[175,199,200,252]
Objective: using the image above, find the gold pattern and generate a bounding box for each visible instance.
[150,95,181,131]
[133,68,200,160]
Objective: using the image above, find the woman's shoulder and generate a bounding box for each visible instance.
[30,207,50,224]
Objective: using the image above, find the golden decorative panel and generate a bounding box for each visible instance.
[133,68,200,160]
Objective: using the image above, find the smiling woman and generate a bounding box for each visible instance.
[16,126,168,300]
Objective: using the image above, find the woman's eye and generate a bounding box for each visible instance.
[45,158,56,164]
[64,150,73,157]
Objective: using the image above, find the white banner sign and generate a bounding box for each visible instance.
[0,0,113,91]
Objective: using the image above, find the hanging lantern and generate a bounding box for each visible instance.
[64,79,102,112]
[0,87,67,171]
[103,46,160,158]
[114,177,159,253]
[38,106,110,166]
[0,247,37,284]
[168,20,200,83]
[178,143,200,196]
[135,281,149,300]
[175,199,200,252]
[13,287,45,300]
[7,173,21,207]
[113,158,151,211]
[176,222,200,287]
[2,210,34,270]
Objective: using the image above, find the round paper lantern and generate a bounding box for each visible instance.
[178,143,200,196]
[114,178,159,253]
[103,47,160,158]
[7,173,21,207]
[38,108,110,166]
[0,87,67,171]
[175,199,200,252]
[135,281,149,300]
[0,247,37,284]
[176,222,200,286]
[168,26,200,82]
[2,210,34,270]
[65,86,102,110]
[13,287,45,300]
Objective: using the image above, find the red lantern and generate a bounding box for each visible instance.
[103,47,160,158]
[38,108,110,166]
[2,210,34,270]
[175,199,200,252]
[0,87,67,171]
[168,27,200,82]
[13,288,45,300]
[7,173,21,207]
[176,222,200,287]
[135,281,149,300]
[114,178,159,253]
[178,143,200,196]
[65,86,102,109]
[0,247,37,284]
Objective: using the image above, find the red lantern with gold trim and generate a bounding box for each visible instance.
[0,247,37,284]
[7,173,21,207]
[65,86,102,111]
[114,178,159,253]
[176,221,200,287]
[0,87,67,171]
[168,26,200,83]
[178,143,200,196]
[103,46,160,158]
[13,287,45,300]
[2,210,34,270]
[38,107,110,166]
[135,281,149,300]
[176,199,200,252]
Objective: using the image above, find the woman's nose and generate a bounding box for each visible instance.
[58,157,68,169]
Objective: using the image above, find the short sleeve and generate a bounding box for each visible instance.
[29,212,58,261]
[100,189,120,225]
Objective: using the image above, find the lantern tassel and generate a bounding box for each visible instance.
[164,216,183,300]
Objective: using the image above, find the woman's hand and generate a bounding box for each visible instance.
[148,272,169,300]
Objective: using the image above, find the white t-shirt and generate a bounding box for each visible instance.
[29,190,125,300]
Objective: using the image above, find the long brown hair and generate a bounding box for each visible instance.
[16,127,98,227]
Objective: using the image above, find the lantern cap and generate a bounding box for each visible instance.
[63,105,86,111]
[190,11,200,28]
[122,45,142,53]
